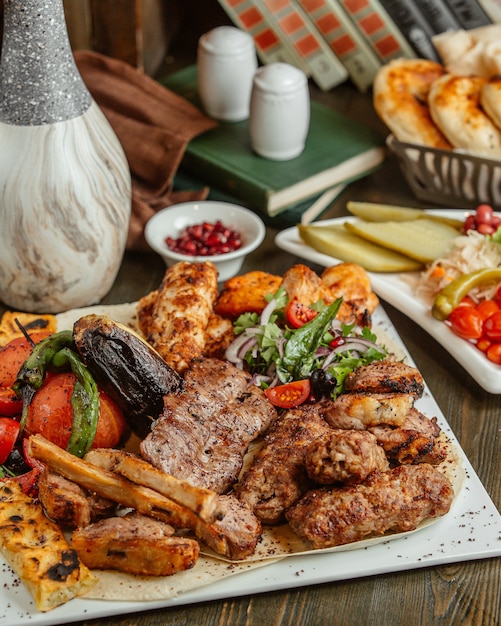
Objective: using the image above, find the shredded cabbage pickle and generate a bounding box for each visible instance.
[411,230,501,305]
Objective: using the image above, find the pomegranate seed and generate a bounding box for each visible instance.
[165,220,243,256]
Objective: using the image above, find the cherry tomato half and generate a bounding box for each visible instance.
[483,311,501,342]
[448,306,483,340]
[0,417,20,464]
[285,301,318,328]
[264,379,311,409]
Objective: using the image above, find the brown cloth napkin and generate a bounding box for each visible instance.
[74,50,218,252]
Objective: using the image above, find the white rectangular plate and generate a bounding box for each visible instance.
[275,209,501,394]
[0,304,500,625]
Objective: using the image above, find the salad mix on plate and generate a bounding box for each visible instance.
[225,287,388,408]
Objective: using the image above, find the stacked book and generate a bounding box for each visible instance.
[217,0,496,92]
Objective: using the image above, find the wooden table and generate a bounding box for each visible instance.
[3,77,500,624]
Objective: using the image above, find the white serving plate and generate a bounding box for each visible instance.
[275,209,501,394]
[0,304,500,625]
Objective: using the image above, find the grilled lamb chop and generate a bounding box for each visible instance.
[344,360,425,398]
[285,463,454,548]
[236,403,334,525]
[368,409,448,465]
[305,430,389,485]
[38,469,116,529]
[140,358,277,493]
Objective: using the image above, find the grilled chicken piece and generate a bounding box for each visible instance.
[324,392,416,429]
[321,263,379,326]
[305,430,389,485]
[138,261,219,374]
[71,513,199,576]
[236,403,334,525]
[140,358,277,493]
[285,463,454,548]
[280,263,379,326]
[203,313,235,359]
[214,270,282,319]
[38,469,116,529]
[29,435,261,561]
[344,360,425,399]
[368,409,448,465]
[280,264,331,307]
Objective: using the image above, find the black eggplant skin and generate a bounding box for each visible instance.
[72,314,182,438]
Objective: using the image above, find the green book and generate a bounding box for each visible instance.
[163,65,385,218]
[173,169,346,229]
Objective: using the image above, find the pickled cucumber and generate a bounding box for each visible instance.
[298,224,423,272]
[347,201,463,229]
[345,218,458,264]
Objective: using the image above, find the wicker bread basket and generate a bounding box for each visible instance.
[387,134,501,209]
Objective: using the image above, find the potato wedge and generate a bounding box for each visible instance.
[298,224,423,272]
[347,201,463,229]
[345,218,458,263]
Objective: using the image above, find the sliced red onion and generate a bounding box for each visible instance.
[260,297,278,326]
[225,331,258,365]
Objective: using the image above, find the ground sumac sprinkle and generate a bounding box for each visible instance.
[165,220,243,256]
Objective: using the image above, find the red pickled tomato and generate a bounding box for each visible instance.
[448,306,483,340]
[476,300,500,321]
[477,337,492,353]
[486,342,501,365]
[483,311,501,342]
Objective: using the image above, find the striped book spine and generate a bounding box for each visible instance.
[258,0,350,90]
[295,0,381,92]
[476,0,501,21]
[216,0,309,69]
[444,0,492,28]
[338,0,416,64]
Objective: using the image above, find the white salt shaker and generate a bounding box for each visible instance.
[197,26,258,122]
[249,63,310,160]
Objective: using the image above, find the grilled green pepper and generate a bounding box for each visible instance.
[13,330,74,430]
[13,330,99,457]
[431,268,501,321]
[51,347,99,458]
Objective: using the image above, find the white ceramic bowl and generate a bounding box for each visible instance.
[144,201,266,282]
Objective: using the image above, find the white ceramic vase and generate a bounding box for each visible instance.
[0,0,132,313]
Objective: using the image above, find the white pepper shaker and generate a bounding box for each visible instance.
[249,63,310,161]
[197,26,258,122]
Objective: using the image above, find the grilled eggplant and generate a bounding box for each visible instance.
[72,314,182,438]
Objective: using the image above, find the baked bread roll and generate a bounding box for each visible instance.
[373,58,452,149]
[481,76,501,132]
[428,74,501,159]
[432,25,501,78]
